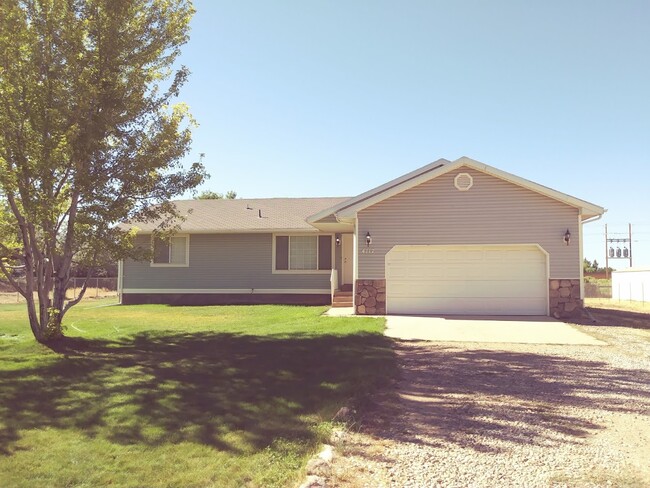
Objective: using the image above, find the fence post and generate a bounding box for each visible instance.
[630,282,632,303]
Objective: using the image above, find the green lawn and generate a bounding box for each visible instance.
[0,300,394,488]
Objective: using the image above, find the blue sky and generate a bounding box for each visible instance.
[174,0,650,267]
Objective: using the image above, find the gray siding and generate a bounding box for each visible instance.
[123,233,331,290]
[358,167,580,279]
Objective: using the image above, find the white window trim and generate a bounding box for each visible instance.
[150,234,190,267]
[272,233,334,274]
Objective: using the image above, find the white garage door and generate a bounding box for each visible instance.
[386,245,548,315]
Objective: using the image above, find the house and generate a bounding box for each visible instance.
[119,156,605,318]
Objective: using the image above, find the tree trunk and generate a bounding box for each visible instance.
[24,293,63,343]
[22,260,65,344]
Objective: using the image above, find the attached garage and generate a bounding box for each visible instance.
[386,244,548,315]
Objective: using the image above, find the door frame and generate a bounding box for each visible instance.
[341,234,354,285]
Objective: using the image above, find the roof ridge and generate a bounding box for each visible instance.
[172,196,350,203]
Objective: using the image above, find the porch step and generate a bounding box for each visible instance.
[340,284,353,292]
[332,290,353,308]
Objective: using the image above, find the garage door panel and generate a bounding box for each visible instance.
[391,280,546,299]
[386,245,548,315]
[389,297,547,315]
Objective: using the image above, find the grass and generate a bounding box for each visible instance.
[0,300,394,488]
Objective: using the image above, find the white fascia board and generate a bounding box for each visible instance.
[338,156,605,220]
[307,222,355,233]
[458,157,606,220]
[307,208,344,224]
[307,158,450,223]
[337,159,457,218]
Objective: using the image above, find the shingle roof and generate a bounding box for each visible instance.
[129,197,350,233]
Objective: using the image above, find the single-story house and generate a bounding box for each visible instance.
[612,268,650,303]
[119,156,605,318]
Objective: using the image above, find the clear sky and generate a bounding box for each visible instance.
[174,0,650,268]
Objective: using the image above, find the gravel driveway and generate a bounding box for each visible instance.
[328,308,650,487]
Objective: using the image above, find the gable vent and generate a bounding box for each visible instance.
[454,172,473,191]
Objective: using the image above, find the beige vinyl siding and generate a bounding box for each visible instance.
[123,233,331,290]
[358,167,580,279]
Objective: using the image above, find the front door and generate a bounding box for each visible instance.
[342,234,354,285]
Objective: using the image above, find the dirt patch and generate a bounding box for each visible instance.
[585,297,650,313]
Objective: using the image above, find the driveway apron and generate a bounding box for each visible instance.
[384,315,605,345]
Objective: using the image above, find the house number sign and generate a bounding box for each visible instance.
[361,248,375,254]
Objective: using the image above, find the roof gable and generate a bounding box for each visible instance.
[307,158,450,223]
[322,157,605,221]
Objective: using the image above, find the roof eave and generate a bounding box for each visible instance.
[307,158,450,223]
[338,156,606,219]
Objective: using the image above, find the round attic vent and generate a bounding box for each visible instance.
[454,172,473,191]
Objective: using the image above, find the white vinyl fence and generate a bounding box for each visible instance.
[612,268,650,304]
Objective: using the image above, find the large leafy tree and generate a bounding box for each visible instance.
[0,0,207,343]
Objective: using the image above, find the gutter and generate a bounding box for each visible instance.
[582,213,604,224]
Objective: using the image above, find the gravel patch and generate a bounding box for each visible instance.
[327,309,650,487]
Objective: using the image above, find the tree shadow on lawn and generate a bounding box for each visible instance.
[0,331,394,456]
[363,343,650,453]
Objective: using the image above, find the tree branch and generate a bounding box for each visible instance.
[63,267,92,314]
[0,259,27,297]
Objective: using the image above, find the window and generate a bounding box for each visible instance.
[274,235,332,272]
[151,235,189,266]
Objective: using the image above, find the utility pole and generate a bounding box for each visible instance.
[629,223,633,268]
[605,224,609,280]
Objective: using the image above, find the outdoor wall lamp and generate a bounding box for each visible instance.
[365,232,372,247]
[563,229,571,246]
[335,235,341,247]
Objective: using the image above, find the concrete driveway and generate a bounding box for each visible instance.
[384,315,605,345]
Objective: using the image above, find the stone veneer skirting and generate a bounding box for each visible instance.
[355,278,584,318]
[549,279,583,319]
[355,279,386,315]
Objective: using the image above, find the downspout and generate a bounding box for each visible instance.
[117,259,124,304]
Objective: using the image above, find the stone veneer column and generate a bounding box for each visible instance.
[549,279,582,319]
[355,279,386,315]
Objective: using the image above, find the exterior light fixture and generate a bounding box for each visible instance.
[335,235,341,247]
[365,232,372,247]
[563,229,571,246]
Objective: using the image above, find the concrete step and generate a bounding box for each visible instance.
[333,297,353,304]
[332,301,354,308]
